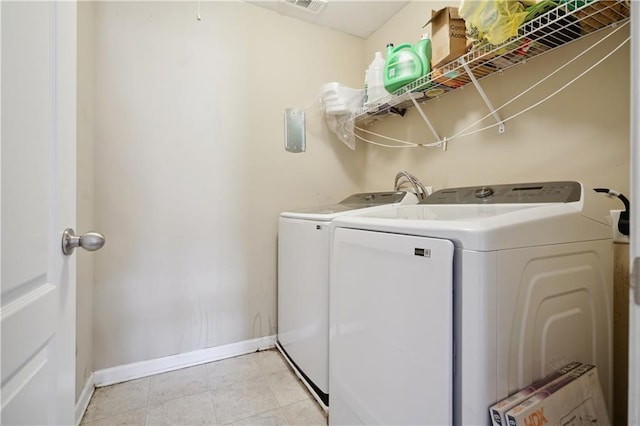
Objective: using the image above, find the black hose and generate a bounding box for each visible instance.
[593,187,630,236]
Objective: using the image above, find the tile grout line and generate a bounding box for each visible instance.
[204,364,222,426]
[259,350,316,425]
[214,350,291,425]
[82,383,145,425]
[144,375,152,426]
[245,351,290,424]
[256,353,292,424]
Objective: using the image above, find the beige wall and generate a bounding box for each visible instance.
[76,1,96,400]
[90,1,365,370]
[77,0,631,398]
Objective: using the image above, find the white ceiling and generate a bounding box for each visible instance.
[245,1,410,39]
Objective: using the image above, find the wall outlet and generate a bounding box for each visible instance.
[610,209,630,244]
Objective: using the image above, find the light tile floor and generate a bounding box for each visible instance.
[81,349,328,426]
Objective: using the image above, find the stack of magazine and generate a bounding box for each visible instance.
[489,362,610,426]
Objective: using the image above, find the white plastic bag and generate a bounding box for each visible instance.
[319,82,363,150]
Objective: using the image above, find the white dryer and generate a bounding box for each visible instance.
[277,191,418,407]
[329,181,613,425]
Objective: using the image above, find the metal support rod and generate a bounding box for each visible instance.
[631,0,640,307]
[404,88,444,148]
[625,5,638,426]
[459,57,505,134]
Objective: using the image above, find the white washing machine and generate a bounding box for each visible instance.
[329,181,613,425]
[277,191,418,407]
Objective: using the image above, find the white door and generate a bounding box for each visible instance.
[1,2,77,424]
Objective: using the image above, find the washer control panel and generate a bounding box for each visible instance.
[422,181,582,204]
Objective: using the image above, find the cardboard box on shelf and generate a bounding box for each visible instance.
[505,364,610,426]
[424,6,468,69]
[431,68,466,89]
[578,0,630,33]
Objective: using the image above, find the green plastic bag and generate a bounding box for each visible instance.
[459,0,529,45]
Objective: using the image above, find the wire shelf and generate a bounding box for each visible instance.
[355,0,630,127]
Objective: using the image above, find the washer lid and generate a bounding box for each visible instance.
[333,183,611,251]
[280,191,418,220]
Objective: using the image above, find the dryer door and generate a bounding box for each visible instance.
[329,228,454,425]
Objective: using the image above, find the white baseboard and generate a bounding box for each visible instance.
[75,373,95,426]
[93,335,276,388]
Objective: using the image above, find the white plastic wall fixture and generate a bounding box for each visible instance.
[610,210,630,244]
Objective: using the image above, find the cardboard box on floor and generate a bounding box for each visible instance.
[489,361,583,426]
[505,364,611,426]
[424,6,467,69]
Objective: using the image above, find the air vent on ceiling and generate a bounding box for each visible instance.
[284,0,328,14]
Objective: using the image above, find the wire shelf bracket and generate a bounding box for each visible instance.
[459,57,505,134]
[404,88,445,149]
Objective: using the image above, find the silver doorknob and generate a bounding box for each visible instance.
[62,228,105,256]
